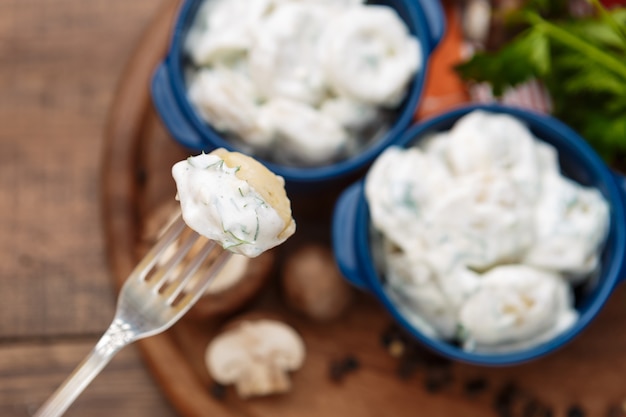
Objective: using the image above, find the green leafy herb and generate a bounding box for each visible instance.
[223,229,251,248]
[456,0,626,164]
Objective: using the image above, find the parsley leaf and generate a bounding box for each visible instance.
[455,1,626,164]
[456,27,550,95]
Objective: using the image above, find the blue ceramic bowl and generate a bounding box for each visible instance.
[332,103,626,366]
[150,0,445,190]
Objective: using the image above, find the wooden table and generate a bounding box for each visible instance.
[0,1,179,415]
[6,1,626,416]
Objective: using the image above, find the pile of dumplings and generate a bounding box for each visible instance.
[184,0,421,166]
[365,111,610,353]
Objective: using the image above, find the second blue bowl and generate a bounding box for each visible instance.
[332,104,626,366]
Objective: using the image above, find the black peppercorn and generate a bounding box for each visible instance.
[423,367,453,393]
[342,355,360,372]
[493,382,523,417]
[329,361,346,382]
[396,358,418,380]
[380,323,407,347]
[464,377,488,396]
[329,355,361,382]
[522,398,553,417]
[380,326,398,348]
[606,404,625,417]
[567,405,586,417]
[209,382,227,400]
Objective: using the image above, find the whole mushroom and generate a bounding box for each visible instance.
[281,243,354,322]
[205,319,306,398]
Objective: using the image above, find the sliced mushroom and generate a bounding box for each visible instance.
[205,319,306,398]
[189,248,274,319]
[205,253,250,294]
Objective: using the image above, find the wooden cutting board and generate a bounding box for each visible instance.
[101,1,626,416]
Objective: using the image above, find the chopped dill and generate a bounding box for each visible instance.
[223,240,245,250]
[400,184,419,213]
[455,324,468,340]
[223,229,252,246]
[253,196,268,208]
[207,160,224,170]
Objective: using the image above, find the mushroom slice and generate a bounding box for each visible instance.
[205,253,250,294]
[161,227,252,295]
[205,319,306,398]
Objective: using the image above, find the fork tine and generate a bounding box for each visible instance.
[128,214,187,282]
[33,211,236,417]
[163,238,219,305]
[187,249,232,296]
[172,249,232,310]
[147,227,201,290]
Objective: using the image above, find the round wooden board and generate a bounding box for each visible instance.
[102,1,626,416]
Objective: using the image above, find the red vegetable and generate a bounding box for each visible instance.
[600,0,626,8]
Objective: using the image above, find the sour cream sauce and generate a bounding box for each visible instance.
[184,0,420,166]
[365,111,610,352]
[172,153,288,258]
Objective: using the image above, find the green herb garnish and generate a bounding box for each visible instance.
[455,0,626,164]
[254,212,260,241]
[223,229,252,246]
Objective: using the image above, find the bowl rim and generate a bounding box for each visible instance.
[351,103,626,366]
[160,0,436,183]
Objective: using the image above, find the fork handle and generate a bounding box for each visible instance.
[34,319,133,417]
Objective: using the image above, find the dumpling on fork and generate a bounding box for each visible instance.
[172,148,296,257]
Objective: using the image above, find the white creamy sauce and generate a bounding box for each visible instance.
[184,0,420,166]
[258,98,349,165]
[188,67,269,145]
[321,5,422,107]
[459,265,577,350]
[172,153,288,258]
[524,173,610,280]
[248,2,332,106]
[365,110,610,352]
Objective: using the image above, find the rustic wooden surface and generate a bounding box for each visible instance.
[0,0,179,415]
[6,0,626,416]
[102,3,626,417]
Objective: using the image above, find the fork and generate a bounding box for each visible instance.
[34,212,232,417]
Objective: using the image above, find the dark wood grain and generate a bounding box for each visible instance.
[0,341,177,417]
[0,0,180,415]
[0,0,169,338]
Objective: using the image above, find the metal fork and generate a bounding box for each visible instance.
[34,213,232,417]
